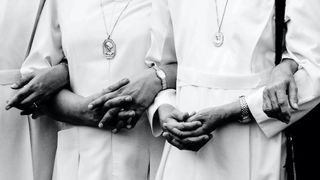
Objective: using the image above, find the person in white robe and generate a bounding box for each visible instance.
[0,0,58,180]
[145,0,320,180]
[19,0,170,179]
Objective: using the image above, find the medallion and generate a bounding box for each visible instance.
[103,38,116,60]
[214,32,224,47]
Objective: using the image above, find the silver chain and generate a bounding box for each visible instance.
[100,0,132,38]
[214,0,229,32]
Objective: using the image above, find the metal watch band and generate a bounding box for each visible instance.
[239,95,252,124]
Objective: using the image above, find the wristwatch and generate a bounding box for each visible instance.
[152,64,167,90]
[238,96,252,124]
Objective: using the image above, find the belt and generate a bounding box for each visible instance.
[0,69,21,85]
[177,66,272,89]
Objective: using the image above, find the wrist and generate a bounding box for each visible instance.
[78,100,99,126]
[53,63,70,87]
[146,68,163,95]
[157,104,175,124]
[219,101,242,123]
[281,58,299,74]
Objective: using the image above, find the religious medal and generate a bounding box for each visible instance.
[100,0,132,60]
[213,0,229,47]
[214,32,224,47]
[103,37,116,60]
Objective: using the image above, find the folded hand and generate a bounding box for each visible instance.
[159,104,211,151]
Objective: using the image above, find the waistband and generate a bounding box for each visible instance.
[0,69,21,85]
[177,66,272,89]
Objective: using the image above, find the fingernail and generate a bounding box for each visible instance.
[163,124,168,129]
[126,124,132,129]
[88,104,93,110]
[162,132,168,137]
[98,123,104,128]
[112,129,118,134]
[5,105,11,110]
[10,84,18,88]
[294,103,299,109]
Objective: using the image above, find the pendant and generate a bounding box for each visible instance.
[214,32,224,47]
[103,37,116,60]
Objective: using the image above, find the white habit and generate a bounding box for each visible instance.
[21,0,164,180]
[0,0,58,180]
[147,0,320,180]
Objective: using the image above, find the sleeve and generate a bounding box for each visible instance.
[246,0,320,138]
[21,0,64,76]
[145,0,177,137]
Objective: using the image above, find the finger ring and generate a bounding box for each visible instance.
[33,102,39,109]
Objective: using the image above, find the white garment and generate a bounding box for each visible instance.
[146,0,320,180]
[21,0,164,180]
[0,0,57,180]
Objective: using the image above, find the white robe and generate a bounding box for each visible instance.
[0,0,58,180]
[146,0,320,180]
[21,0,164,179]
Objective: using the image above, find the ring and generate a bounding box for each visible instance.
[33,102,39,109]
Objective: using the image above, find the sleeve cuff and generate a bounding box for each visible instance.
[245,87,287,138]
[147,89,176,137]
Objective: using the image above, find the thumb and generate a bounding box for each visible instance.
[288,79,299,110]
[11,73,34,89]
[172,109,189,122]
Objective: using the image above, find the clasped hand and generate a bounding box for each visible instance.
[87,69,161,133]
[158,104,229,152]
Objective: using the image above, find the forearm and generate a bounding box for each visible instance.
[141,63,177,97]
[44,89,98,127]
[49,62,70,90]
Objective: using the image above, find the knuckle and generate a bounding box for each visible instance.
[176,131,183,137]
[278,99,285,106]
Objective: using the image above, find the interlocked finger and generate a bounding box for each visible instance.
[103,96,132,110]
[98,107,121,128]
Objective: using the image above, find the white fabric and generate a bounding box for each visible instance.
[0,0,58,180]
[147,0,320,180]
[21,0,164,180]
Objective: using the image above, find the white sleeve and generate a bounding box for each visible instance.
[145,0,177,137]
[246,0,320,138]
[21,0,64,76]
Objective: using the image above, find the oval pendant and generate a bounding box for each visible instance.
[103,38,116,60]
[214,32,224,47]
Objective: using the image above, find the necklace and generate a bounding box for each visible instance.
[213,0,229,47]
[100,0,132,60]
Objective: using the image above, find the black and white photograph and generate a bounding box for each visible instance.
[0,0,319,180]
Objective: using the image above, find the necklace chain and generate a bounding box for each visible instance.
[100,0,132,38]
[214,0,229,33]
